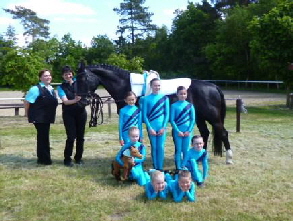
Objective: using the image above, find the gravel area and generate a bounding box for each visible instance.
[223,90,286,106]
[0,89,286,117]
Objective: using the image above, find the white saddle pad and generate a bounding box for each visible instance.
[130,71,191,96]
[160,78,191,95]
[130,71,160,96]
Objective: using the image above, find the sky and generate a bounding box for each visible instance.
[0,0,201,47]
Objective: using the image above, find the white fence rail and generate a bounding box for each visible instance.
[205,80,283,89]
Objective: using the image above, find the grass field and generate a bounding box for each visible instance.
[1,98,293,221]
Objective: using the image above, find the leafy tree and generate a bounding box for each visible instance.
[131,26,172,76]
[86,35,115,64]
[53,33,87,80]
[0,48,47,92]
[4,25,18,44]
[28,38,59,64]
[114,0,156,44]
[205,5,254,80]
[249,1,293,98]
[0,35,15,58]
[106,53,144,73]
[3,6,50,42]
[204,0,282,80]
[210,0,259,9]
[168,2,219,78]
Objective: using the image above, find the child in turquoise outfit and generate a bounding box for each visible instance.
[115,127,148,186]
[143,78,169,170]
[170,86,196,170]
[119,91,143,146]
[166,170,196,202]
[145,170,169,200]
[181,135,209,188]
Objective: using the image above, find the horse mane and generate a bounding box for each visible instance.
[86,64,131,80]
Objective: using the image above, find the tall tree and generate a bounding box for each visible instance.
[114,0,156,44]
[0,48,47,91]
[210,0,259,8]
[168,2,219,78]
[86,35,115,64]
[3,6,50,42]
[134,26,171,74]
[5,25,18,44]
[205,5,254,80]
[0,35,15,60]
[52,33,87,80]
[204,0,281,80]
[249,1,293,94]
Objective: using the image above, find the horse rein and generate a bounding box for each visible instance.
[76,71,104,127]
[88,92,103,127]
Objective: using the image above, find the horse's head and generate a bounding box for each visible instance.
[76,64,100,96]
[130,146,142,159]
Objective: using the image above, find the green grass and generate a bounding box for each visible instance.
[1,103,293,221]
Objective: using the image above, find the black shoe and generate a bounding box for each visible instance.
[163,170,172,174]
[64,160,74,167]
[75,159,84,165]
[37,159,52,165]
[173,169,180,175]
[197,182,205,188]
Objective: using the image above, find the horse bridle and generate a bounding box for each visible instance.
[76,71,104,127]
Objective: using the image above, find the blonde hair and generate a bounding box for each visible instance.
[178,170,191,180]
[128,126,139,135]
[150,170,164,181]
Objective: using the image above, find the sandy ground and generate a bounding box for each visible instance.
[0,89,287,117]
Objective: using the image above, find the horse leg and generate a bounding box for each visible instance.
[222,128,233,165]
[212,126,223,157]
[212,123,233,164]
[196,117,210,150]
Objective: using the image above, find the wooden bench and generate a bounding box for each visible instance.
[0,97,116,117]
[0,103,24,116]
[0,98,25,116]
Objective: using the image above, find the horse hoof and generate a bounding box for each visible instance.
[226,149,233,165]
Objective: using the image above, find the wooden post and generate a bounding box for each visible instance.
[289,93,293,109]
[236,99,242,132]
[107,102,112,118]
[15,107,20,116]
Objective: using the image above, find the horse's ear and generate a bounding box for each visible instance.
[77,61,86,73]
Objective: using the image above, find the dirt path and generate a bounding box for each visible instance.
[223,90,286,106]
[0,89,286,116]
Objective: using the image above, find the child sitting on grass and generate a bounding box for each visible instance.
[114,127,148,186]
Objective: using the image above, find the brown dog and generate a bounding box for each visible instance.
[112,146,143,181]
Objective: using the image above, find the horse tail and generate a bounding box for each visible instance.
[218,86,226,124]
[213,86,226,156]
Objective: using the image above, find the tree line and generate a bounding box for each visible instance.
[0,0,292,92]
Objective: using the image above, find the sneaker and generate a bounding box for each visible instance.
[75,159,84,165]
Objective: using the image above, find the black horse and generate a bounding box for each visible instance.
[76,63,233,164]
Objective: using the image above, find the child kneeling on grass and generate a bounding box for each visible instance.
[181,135,209,188]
